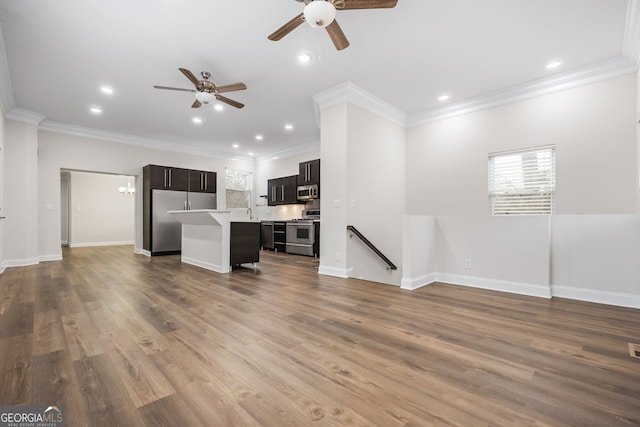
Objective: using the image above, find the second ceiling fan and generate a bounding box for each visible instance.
[268,0,398,51]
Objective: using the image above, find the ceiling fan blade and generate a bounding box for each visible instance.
[268,13,305,41]
[326,20,350,50]
[216,95,244,109]
[339,0,398,9]
[179,68,201,87]
[191,100,202,108]
[153,85,196,93]
[215,82,247,93]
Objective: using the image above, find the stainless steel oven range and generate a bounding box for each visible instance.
[286,219,315,256]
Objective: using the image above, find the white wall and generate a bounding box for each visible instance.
[318,102,406,286]
[0,112,4,268]
[637,69,640,213]
[551,215,640,307]
[36,130,253,260]
[3,120,38,266]
[68,171,135,247]
[406,74,638,215]
[319,103,349,277]
[401,215,551,297]
[345,104,405,285]
[401,213,640,308]
[434,215,551,297]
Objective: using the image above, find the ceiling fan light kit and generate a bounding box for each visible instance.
[304,1,336,28]
[195,91,216,104]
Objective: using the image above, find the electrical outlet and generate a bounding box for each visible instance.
[464,258,472,269]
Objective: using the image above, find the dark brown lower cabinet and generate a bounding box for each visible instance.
[230,222,261,266]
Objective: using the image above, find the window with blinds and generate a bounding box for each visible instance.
[225,169,252,209]
[488,145,555,215]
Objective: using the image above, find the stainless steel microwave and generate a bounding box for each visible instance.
[297,184,318,201]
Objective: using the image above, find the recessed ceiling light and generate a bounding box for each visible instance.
[90,107,102,114]
[284,124,294,131]
[298,53,312,63]
[255,134,263,141]
[100,86,113,95]
[248,152,255,156]
[214,104,224,112]
[192,117,203,124]
[546,60,562,69]
[232,143,239,148]
[438,94,450,102]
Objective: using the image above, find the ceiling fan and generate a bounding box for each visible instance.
[268,0,398,51]
[154,68,247,109]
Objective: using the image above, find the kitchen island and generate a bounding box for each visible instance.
[168,209,260,273]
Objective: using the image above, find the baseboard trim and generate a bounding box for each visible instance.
[1,257,40,270]
[403,272,551,298]
[436,273,552,298]
[69,241,134,248]
[401,273,437,290]
[39,254,62,262]
[552,285,640,309]
[318,265,352,278]
[400,272,640,309]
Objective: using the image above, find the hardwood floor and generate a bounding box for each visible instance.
[1,245,640,426]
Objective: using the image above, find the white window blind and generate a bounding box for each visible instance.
[488,145,555,215]
[225,169,252,209]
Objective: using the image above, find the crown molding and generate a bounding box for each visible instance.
[313,81,407,128]
[0,23,15,115]
[256,140,320,163]
[406,56,636,128]
[623,0,640,69]
[6,108,45,125]
[38,120,253,162]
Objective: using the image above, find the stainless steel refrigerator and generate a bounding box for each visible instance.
[151,190,217,253]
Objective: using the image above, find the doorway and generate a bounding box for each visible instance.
[60,170,136,248]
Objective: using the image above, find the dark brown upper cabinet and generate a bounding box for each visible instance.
[267,175,299,206]
[297,159,320,186]
[145,165,189,191]
[189,170,217,193]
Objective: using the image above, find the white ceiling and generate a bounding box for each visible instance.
[0,0,635,160]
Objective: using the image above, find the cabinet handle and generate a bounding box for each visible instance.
[306,164,310,181]
[281,185,284,201]
[164,169,168,187]
[271,186,275,202]
[204,173,207,190]
[168,169,172,188]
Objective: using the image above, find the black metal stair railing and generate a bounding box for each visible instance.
[347,225,397,271]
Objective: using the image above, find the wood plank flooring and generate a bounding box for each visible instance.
[1,245,639,426]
